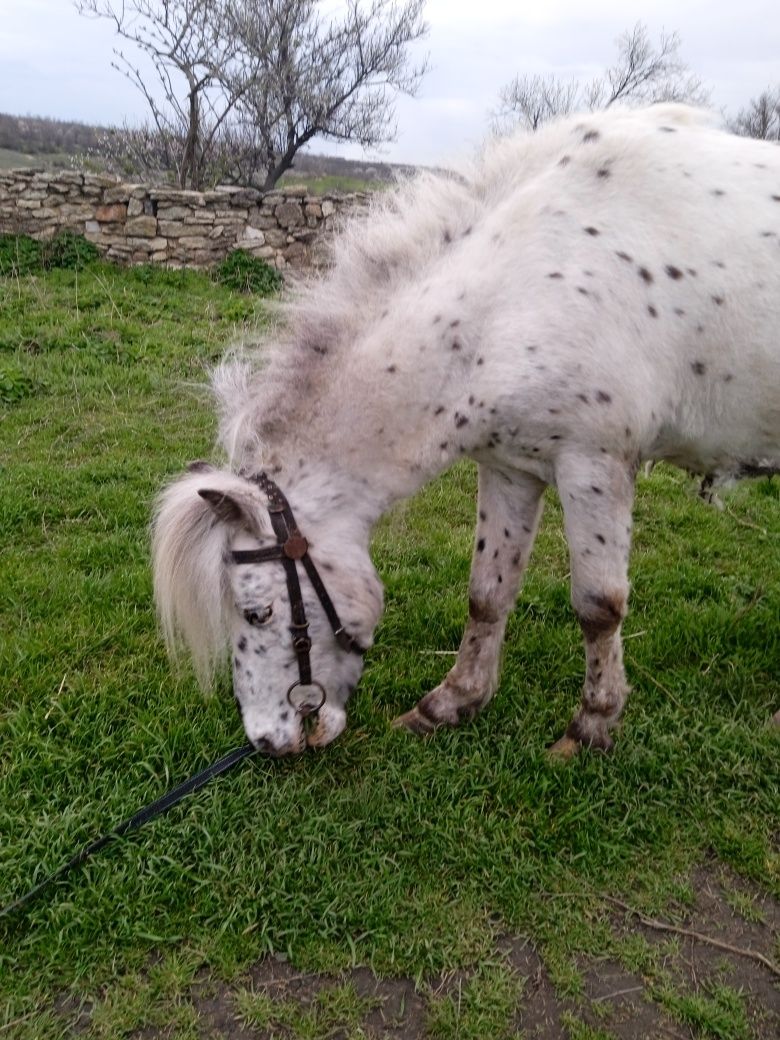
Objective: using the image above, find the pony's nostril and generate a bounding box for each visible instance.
[253,736,278,756]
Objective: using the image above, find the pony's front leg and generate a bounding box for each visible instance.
[394,466,545,733]
[550,451,636,756]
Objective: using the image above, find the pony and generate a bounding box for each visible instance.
[152,105,779,756]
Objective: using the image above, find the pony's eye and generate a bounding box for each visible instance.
[244,605,273,626]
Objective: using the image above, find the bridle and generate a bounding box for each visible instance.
[230,472,366,718]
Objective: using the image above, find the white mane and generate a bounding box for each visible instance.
[151,468,269,686]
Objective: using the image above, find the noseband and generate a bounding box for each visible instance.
[230,472,366,717]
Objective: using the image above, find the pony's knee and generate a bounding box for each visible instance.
[573,588,627,642]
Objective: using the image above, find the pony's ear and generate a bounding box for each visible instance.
[198,488,261,534]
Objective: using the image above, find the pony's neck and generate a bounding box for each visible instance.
[253,289,482,516]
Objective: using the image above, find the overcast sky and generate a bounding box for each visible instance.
[1,0,778,166]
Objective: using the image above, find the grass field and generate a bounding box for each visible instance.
[0,259,778,1039]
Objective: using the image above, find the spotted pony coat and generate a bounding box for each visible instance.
[153,105,779,756]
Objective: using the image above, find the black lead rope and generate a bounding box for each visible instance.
[0,743,259,920]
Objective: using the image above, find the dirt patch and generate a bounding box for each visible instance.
[56,862,779,1038]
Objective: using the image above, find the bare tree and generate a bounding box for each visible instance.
[494,23,709,134]
[729,86,780,141]
[223,0,429,189]
[76,0,244,189]
[77,0,428,190]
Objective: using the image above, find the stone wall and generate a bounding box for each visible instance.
[0,168,369,270]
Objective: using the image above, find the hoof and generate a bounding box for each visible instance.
[392,705,438,735]
[548,735,581,759]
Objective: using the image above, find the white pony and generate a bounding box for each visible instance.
[153,105,779,756]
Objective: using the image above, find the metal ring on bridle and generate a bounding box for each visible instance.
[286,679,327,717]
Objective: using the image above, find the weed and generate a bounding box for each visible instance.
[0,361,36,403]
[214,248,283,295]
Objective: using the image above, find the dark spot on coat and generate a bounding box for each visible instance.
[712,295,725,306]
[451,340,462,351]
[386,364,397,373]
[493,549,499,559]
[638,267,653,284]
[454,412,469,428]
[577,393,590,404]
[559,155,571,166]
[713,260,726,269]
[450,319,461,328]
[591,485,603,494]
[439,441,448,450]
[434,405,445,415]
[433,314,441,324]
[595,390,612,404]
[443,230,452,244]
[477,538,485,552]
[476,357,484,365]
[479,510,487,521]
[595,534,606,545]
[583,130,600,142]
[237,637,247,653]
[665,265,683,280]
[548,271,564,279]
[674,307,685,317]
[648,305,658,318]
[771,195,780,202]
[497,574,503,584]
[584,226,600,236]
[691,361,706,375]
[659,126,677,133]
[577,287,589,296]
[616,251,632,262]
[711,189,726,197]
[723,373,733,382]
[597,167,611,178]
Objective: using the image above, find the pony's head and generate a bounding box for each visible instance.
[151,465,383,754]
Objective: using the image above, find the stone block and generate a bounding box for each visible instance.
[127,198,144,217]
[103,185,130,204]
[178,235,209,249]
[262,228,288,248]
[95,202,127,222]
[276,200,303,227]
[304,202,322,219]
[320,199,336,217]
[156,205,191,220]
[125,215,158,237]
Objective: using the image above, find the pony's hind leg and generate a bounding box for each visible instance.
[394,466,545,734]
[550,451,635,756]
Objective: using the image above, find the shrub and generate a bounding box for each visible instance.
[214,249,283,296]
[46,230,100,270]
[0,234,44,276]
[0,232,100,277]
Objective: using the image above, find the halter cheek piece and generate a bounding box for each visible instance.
[230,472,366,718]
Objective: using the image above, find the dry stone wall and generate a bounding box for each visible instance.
[0,168,369,270]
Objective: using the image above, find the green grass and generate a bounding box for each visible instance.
[0,261,778,1037]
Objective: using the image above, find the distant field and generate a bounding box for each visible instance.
[0,147,72,170]
[279,171,384,194]
[0,256,777,1039]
